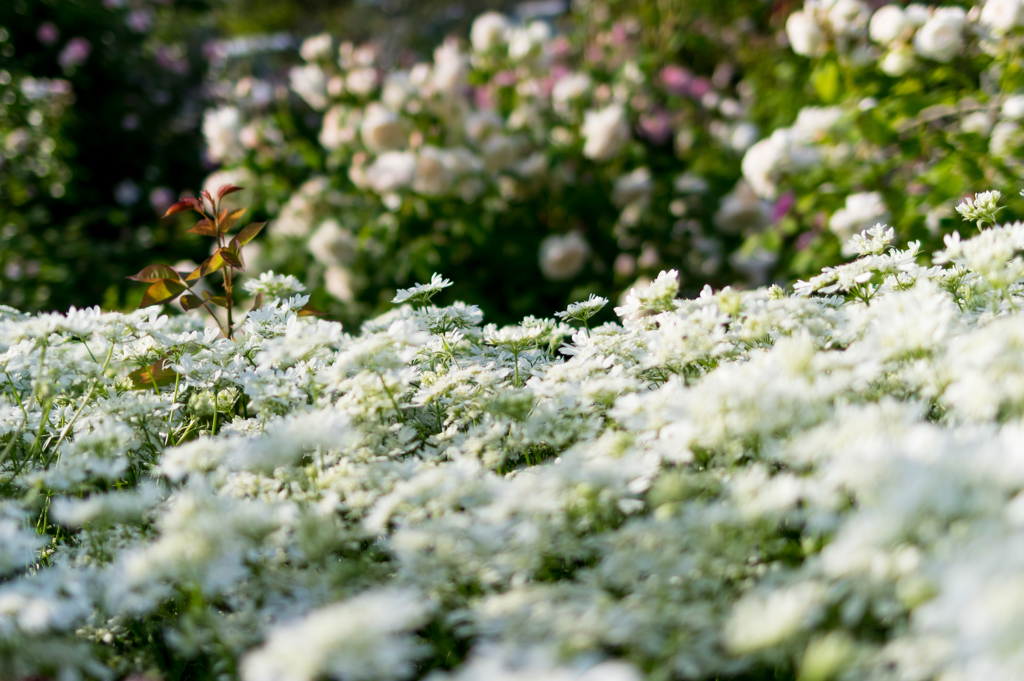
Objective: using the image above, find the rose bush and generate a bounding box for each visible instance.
[197,0,801,326]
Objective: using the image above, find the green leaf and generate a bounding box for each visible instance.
[811,59,841,104]
[220,208,247,234]
[230,221,266,248]
[219,245,245,270]
[187,219,218,237]
[127,264,182,283]
[186,252,227,281]
[140,279,187,307]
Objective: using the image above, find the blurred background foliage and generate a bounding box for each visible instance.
[3,0,1017,326]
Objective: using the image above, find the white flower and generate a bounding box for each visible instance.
[392,273,453,305]
[956,190,1003,228]
[826,0,871,37]
[1003,95,1024,120]
[290,64,329,111]
[243,271,306,300]
[913,7,966,63]
[299,33,332,61]
[551,73,592,115]
[714,180,770,234]
[538,232,589,281]
[240,589,432,681]
[611,167,653,208]
[555,294,609,323]
[202,106,243,163]
[786,10,826,57]
[830,191,891,253]
[581,104,631,161]
[980,0,1024,35]
[320,105,359,151]
[412,146,456,196]
[723,583,826,655]
[879,43,916,76]
[360,103,406,152]
[346,67,379,97]
[470,12,511,53]
[308,219,357,267]
[365,152,417,193]
[869,5,911,45]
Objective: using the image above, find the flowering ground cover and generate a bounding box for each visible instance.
[2,198,1024,679]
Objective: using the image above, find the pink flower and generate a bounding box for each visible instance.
[660,65,691,96]
[772,191,795,222]
[58,37,91,70]
[37,22,59,46]
[638,110,672,145]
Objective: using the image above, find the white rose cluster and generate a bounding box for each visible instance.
[3,203,1024,680]
[202,7,763,297]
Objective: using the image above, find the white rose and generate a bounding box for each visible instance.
[913,7,966,63]
[346,67,379,97]
[961,111,992,136]
[319,105,360,151]
[741,133,787,199]
[1003,95,1024,120]
[412,146,455,196]
[381,71,414,111]
[508,21,551,61]
[431,41,468,96]
[714,181,771,234]
[482,134,522,174]
[365,152,416,193]
[581,104,631,161]
[360,103,406,152]
[464,111,503,142]
[826,0,870,37]
[290,64,329,111]
[879,44,916,76]
[829,191,890,253]
[539,232,589,281]
[611,167,653,208]
[552,73,592,115]
[991,120,1023,158]
[730,122,761,152]
[299,33,332,62]
[323,266,355,302]
[904,3,931,26]
[308,219,357,267]
[869,5,910,45]
[202,106,243,162]
[786,10,826,57]
[470,12,510,53]
[981,0,1024,34]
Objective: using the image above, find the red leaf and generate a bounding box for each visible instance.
[162,199,199,218]
[217,184,244,200]
[127,264,183,283]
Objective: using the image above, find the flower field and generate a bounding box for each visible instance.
[0,211,1023,680]
[6,0,1024,679]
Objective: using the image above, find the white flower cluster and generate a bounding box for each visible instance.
[9,214,1024,679]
